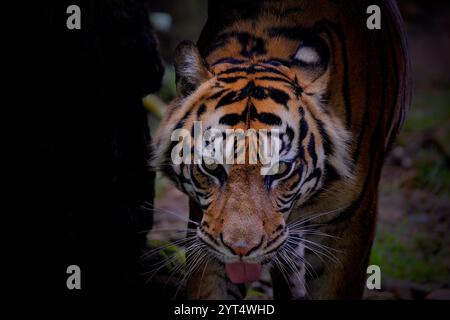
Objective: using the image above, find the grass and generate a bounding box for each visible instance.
[371,223,450,286]
[402,90,450,133]
[370,87,450,288]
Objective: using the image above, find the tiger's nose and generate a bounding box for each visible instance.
[220,234,264,256]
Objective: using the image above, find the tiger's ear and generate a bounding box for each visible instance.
[292,36,330,86]
[174,40,212,97]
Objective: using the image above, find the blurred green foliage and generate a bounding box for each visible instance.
[403,91,450,133]
[158,65,177,103]
[148,239,186,267]
[371,222,449,285]
[371,87,450,285]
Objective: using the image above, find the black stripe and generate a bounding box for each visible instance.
[279,190,301,213]
[309,112,333,156]
[266,232,283,248]
[254,65,292,80]
[219,113,242,126]
[299,110,308,145]
[262,59,291,67]
[303,168,321,184]
[215,91,240,109]
[211,57,246,66]
[174,108,193,130]
[218,66,250,75]
[251,111,282,126]
[268,88,290,105]
[251,86,290,106]
[316,119,332,156]
[251,86,267,100]
[240,80,255,97]
[286,125,295,142]
[215,81,256,109]
[199,234,220,248]
[237,32,266,57]
[217,76,246,83]
[208,88,229,100]
[278,194,295,205]
[256,75,304,96]
[197,104,207,118]
[217,64,292,84]
[249,104,279,125]
[297,145,304,160]
[255,76,297,87]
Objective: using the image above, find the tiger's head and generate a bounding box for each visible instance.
[154,36,355,283]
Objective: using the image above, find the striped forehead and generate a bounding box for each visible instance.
[168,65,305,162]
[199,63,302,131]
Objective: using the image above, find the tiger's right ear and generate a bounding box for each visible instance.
[174,41,212,97]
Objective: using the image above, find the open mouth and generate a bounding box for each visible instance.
[196,236,266,283]
[225,262,262,284]
[197,231,288,284]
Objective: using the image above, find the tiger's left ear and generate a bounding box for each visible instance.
[292,36,330,87]
[174,40,212,97]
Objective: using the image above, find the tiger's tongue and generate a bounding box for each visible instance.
[225,262,262,284]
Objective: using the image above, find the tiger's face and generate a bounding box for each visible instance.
[155,38,354,283]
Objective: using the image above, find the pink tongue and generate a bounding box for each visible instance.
[225,262,262,284]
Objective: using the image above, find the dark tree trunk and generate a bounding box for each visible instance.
[31,0,163,301]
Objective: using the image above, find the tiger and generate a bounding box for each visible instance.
[153,0,411,300]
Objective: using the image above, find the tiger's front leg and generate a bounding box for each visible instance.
[186,259,246,300]
[271,240,307,300]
